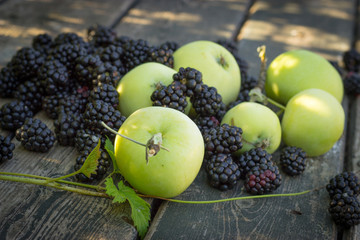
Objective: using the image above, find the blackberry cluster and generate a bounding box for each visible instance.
[203,123,243,159]
[121,39,150,71]
[54,113,84,146]
[56,91,89,115]
[244,161,282,195]
[88,82,119,108]
[74,148,111,182]
[343,49,360,72]
[54,32,87,46]
[32,33,53,55]
[172,67,203,97]
[205,153,241,191]
[151,81,188,113]
[90,62,120,88]
[97,44,126,79]
[0,100,33,131]
[193,116,220,136]
[191,84,226,120]
[0,67,18,97]
[74,54,104,87]
[42,92,68,119]
[83,100,126,139]
[0,134,15,163]
[87,24,117,48]
[235,147,273,179]
[75,128,104,153]
[15,118,55,152]
[38,59,70,96]
[343,72,360,95]
[14,79,44,113]
[279,146,307,176]
[49,43,88,71]
[159,41,179,52]
[326,172,360,228]
[10,47,45,81]
[147,45,174,68]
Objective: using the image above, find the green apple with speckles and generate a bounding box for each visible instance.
[221,102,281,154]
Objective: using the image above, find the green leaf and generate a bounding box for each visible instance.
[79,139,101,178]
[104,137,119,171]
[105,178,151,239]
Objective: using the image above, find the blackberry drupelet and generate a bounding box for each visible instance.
[38,59,70,96]
[326,172,360,198]
[190,84,227,119]
[0,100,33,131]
[244,161,282,195]
[234,147,273,179]
[329,193,360,228]
[343,72,360,95]
[42,92,68,119]
[205,153,241,191]
[0,134,15,163]
[0,66,18,98]
[203,123,243,158]
[280,146,307,176]
[10,47,45,81]
[32,33,53,55]
[75,128,104,153]
[147,45,174,68]
[15,118,55,152]
[74,54,104,87]
[83,100,126,139]
[159,41,179,52]
[121,39,150,71]
[74,148,111,182]
[49,43,88,71]
[53,32,86,46]
[151,81,188,113]
[14,79,44,113]
[172,67,203,97]
[193,116,220,136]
[54,112,84,146]
[343,49,360,72]
[87,24,117,48]
[88,82,119,108]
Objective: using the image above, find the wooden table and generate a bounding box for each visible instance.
[0,0,358,239]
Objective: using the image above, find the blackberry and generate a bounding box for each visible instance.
[87,24,117,48]
[151,81,188,113]
[216,39,238,56]
[10,47,45,81]
[343,72,360,95]
[42,92,68,119]
[147,45,174,68]
[38,59,70,95]
[203,123,243,158]
[329,193,360,228]
[227,91,250,110]
[172,67,203,98]
[241,75,258,92]
[244,161,282,195]
[15,118,55,152]
[97,44,126,77]
[190,84,226,119]
[329,60,344,76]
[159,41,179,52]
[74,54,103,87]
[54,32,86,46]
[83,100,126,139]
[0,66,18,98]
[91,62,121,88]
[56,92,88,115]
[122,39,150,71]
[14,79,44,113]
[280,146,307,176]
[343,49,360,72]
[205,153,241,191]
[74,148,111,182]
[54,112,84,146]
[49,43,88,71]
[75,128,104,153]
[88,82,119,108]
[0,134,15,163]
[326,172,360,198]
[0,100,34,131]
[193,116,220,136]
[234,147,273,179]
[32,33,54,55]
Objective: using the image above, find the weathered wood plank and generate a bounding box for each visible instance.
[0,0,136,67]
[146,0,353,239]
[114,0,251,46]
[0,0,141,239]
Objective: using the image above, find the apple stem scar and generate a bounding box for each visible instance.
[100,121,170,163]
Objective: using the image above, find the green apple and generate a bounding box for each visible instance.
[266,49,343,105]
[281,88,345,157]
[173,40,241,105]
[114,106,204,198]
[117,62,179,117]
[221,102,281,154]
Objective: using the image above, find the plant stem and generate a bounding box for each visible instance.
[46,170,80,183]
[266,97,286,111]
[0,175,108,198]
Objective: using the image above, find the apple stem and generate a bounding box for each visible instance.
[266,97,286,111]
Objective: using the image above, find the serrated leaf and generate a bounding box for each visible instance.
[79,139,101,177]
[105,178,151,239]
[104,137,119,171]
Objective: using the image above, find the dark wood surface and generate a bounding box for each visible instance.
[0,0,357,239]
